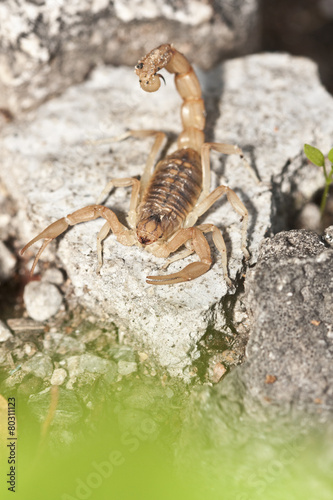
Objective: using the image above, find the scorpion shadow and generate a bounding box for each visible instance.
[198,65,259,257]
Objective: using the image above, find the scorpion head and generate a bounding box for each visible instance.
[136,214,170,245]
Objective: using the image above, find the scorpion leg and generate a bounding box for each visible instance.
[185,183,249,260]
[201,143,259,196]
[21,205,135,275]
[160,247,194,270]
[123,131,166,194]
[197,223,231,286]
[94,130,166,203]
[146,227,211,285]
[96,177,140,229]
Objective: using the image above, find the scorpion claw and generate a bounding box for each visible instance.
[146,262,211,285]
[21,217,69,274]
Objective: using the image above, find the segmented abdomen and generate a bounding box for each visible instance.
[139,148,202,223]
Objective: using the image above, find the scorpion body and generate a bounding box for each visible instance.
[137,148,202,245]
[22,44,249,285]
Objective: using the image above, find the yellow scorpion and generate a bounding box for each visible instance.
[21,44,250,285]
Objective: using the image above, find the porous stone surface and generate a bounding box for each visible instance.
[177,229,333,492]
[0,0,259,114]
[2,53,333,378]
[242,229,333,410]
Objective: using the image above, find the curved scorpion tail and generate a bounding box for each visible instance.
[135,44,205,154]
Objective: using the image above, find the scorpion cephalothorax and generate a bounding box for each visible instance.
[21,43,250,285]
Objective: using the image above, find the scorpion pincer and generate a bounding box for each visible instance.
[21,43,250,285]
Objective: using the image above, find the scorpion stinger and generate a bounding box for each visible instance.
[22,43,251,286]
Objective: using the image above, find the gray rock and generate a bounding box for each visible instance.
[242,230,333,410]
[65,353,116,389]
[0,0,259,115]
[177,230,333,480]
[43,332,85,356]
[2,53,333,378]
[22,353,54,379]
[23,281,63,321]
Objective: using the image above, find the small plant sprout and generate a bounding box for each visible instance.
[304,144,333,217]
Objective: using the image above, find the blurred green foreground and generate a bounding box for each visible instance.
[1,372,332,500]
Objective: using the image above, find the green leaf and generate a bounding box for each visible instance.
[327,148,333,164]
[304,144,325,167]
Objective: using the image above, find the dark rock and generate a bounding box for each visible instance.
[242,230,333,410]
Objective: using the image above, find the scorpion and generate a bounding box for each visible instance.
[21,43,250,286]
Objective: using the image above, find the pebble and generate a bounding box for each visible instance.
[6,318,45,334]
[79,353,114,374]
[110,346,136,362]
[23,342,38,357]
[50,368,67,386]
[211,362,227,384]
[23,353,54,379]
[295,203,321,232]
[0,320,13,341]
[118,360,138,376]
[66,356,81,379]
[138,352,149,363]
[23,281,63,321]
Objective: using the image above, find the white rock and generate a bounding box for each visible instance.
[0,0,259,113]
[2,54,333,378]
[114,0,212,24]
[42,268,64,286]
[23,281,63,321]
[0,320,12,341]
